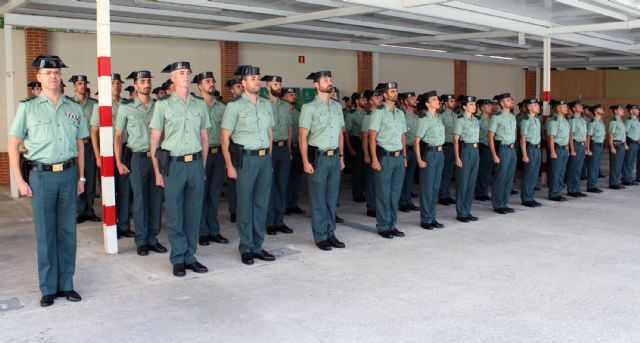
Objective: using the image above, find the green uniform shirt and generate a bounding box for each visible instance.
[587,118,606,144]
[205,99,226,147]
[10,92,90,163]
[624,116,640,141]
[478,114,491,145]
[453,112,480,144]
[416,112,445,146]
[149,92,211,156]
[291,107,301,144]
[270,98,292,142]
[299,96,344,150]
[90,101,120,128]
[404,110,419,147]
[361,111,372,134]
[115,97,156,152]
[74,95,98,129]
[439,108,456,143]
[569,115,587,142]
[369,103,407,152]
[519,115,541,145]
[346,108,367,137]
[488,109,516,144]
[221,93,274,151]
[608,117,626,141]
[546,114,570,146]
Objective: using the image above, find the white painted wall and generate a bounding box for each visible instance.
[468,61,525,101]
[377,53,454,94]
[0,28,27,151]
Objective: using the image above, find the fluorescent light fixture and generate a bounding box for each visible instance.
[475,54,515,60]
[610,0,640,10]
[380,44,446,52]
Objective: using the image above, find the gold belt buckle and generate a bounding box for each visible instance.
[437,146,443,152]
[146,151,152,158]
[184,154,193,162]
[327,150,334,156]
[258,149,266,157]
[210,147,219,154]
[509,144,514,148]
[277,141,285,147]
[52,163,64,172]
[394,151,401,157]
[473,143,478,148]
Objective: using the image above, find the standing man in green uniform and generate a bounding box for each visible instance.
[453,96,480,222]
[150,61,210,277]
[9,56,87,306]
[566,101,588,197]
[475,99,493,201]
[546,100,571,201]
[192,71,230,246]
[28,81,42,96]
[608,105,629,189]
[586,104,606,193]
[415,91,445,230]
[89,73,135,238]
[225,78,244,224]
[361,89,382,217]
[71,75,100,224]
[261,75,294,236]
[623,104,640,185]
[519,99,543,207]
[299,70,346,251]
[284,87,306,215]
[115,70,167,256]
[344,92,368,203]
[221,65,276,265]
[488,93,517,214]
[369,82,407,239]
[399,92,420,212]
[438,94,457,205]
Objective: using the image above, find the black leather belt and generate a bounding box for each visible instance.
[380,149,403,157]
[554,144,567,150]
[30,159,75,172]
[613,140,623,145]
[82,138,90,144]
[171,152,201,162]
[575,141,585,146]
[244,148,270,157]
[317,148,338,156]
[134,151,152,158]
[626,138,639,144]
[425,144,443,152]
[591,142,603,146]
[461,142,478,148]
[526,142,541,149]
[209,146,221,154]
[444,142,453,146]
[502,143,515,149]
[274,140,287,148]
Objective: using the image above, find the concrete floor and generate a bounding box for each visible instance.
[1,163,640,342]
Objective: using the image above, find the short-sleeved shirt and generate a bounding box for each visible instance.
[368,103,407,152]
[624,116,640,141]
[478,114,491,145]
[149,92,211,156]
[519,115,541,145]
[299,96,344,150]
[608,117,626,141]
[453,112,479,144]
[404,110,419,146]
[587,118,606,144]
[361,111,372,134]
[74,95,98,129]
[270,98,292,142]
[569,115,588,142]
[221,93,274,150]
[10,92,89,163]
[346,109,367,137]
[204,98,226,147]
[115,97,156,152]
[545,114,570,146]
[488,109,516,144]
[291,107,301,144]
[439,108,456,143]
[415,111,445,146]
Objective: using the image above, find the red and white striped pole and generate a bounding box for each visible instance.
[97,0,118,254]
[541,36,551,187]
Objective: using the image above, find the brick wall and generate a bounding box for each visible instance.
[357,51,372,92]
[0,153,9,185]
[25,28,47,93]
[524,69,537,99]
[454,60,467,96]
[220,41,239,102]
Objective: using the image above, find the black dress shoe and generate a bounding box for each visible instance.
[474,195,490,201]
[230,213,236,223]
[173,264,186,277]
[494,208,507,214]
[577,192,587,197]
[137,245,149,256]
[86,214,101,222]
[41,294,55,307]
[467,214,479,221]
[549,196,564,201]
[253,250,276,261]
[185,261,208,273]
[57,290,82,302]
[276,224,293,234]
[438,198,450,206]
[533,201,543,207]
[421,223,433,230]
[411,192,418,197]
[149,242,168,253]
[456,216,469,223]
[316,240,332,251]
[511,190,519,195]
[622,181,634,186]
[210,234,229,244]
[567,192,580,197]
[329,235,346,248]
[199,236,210,246]
[446,197,456,204]
[534,186,541,191]
[587,187,603,193]
[353,196,366,203]
[285,208,292,215]
[523,201,537,207]
[408,204,420,211]
[266,226,278,235]
[117,229,135,238]
[76,215,86,224]
[398,205,410,213]
[241,253,254,265]
[366,210,376,218]
[390,228,405,237]
[335,215,345,224]
[504,207,515,213]
[431,220,444,228]
[291,207,306,214]
[378,230,394,239]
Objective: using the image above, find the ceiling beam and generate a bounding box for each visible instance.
[223,6,381,32]
[460,46,605,55]
[0,0,30,14]
[400,0,450,7]
[367,30,515,45]
[548,20,640,35]
[555,0,629,21]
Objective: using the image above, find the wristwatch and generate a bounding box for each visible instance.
[80,177,86,182]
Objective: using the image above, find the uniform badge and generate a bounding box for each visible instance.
[65,112,80,121]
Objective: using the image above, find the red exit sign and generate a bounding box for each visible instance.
[298,56,305,64]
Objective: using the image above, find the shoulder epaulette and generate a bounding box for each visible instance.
[158,94,171,101]
[21,95,37,103]
[417,112,426,118]
[457,113,463,119]
[493,111,502,116]
[65,95,78,103]
[521,115,530,121]
[229,95,242,103]
[121,98,133,105]
[376,104,384,110]
[193,95,204,100]
[550,115,558,121]
[365,109,372,115]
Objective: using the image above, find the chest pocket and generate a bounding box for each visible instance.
[238,111,258,132]
[28,118,52,142]
[187,108,202,132]
[258,110,273,131]
[61,116,80,141]
[128,113,148,138]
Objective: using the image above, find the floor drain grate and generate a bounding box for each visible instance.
[0,297,24,312]
[270,247,301,258]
